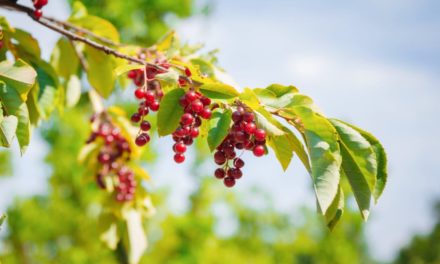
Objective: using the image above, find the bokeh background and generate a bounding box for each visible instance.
[1,0,440,263]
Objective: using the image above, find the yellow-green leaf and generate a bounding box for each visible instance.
[157,88,185,136]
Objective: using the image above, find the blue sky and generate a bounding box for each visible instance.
[1,0,440,261]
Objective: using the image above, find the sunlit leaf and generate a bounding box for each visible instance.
[50,38,79,79]
[65,75,81,108]
[199,82,239,100]
[0,60,37,99]
[157,88,185,136]
[84,45,116,98]
[207,109,232,151]
[324,184,344,230]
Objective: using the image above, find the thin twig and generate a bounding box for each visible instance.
[69,40,88,71]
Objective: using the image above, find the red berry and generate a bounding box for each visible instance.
[181,113,194,126]
[179,96,188,107]
[234,131,246,143]
[34,9,43,19]
[184,67,192,77]
[230,168,243,179]
[190,127,199,138]
[183,137,194,145]
[135,134,150,146]
[34,0,48,9]
[232,111,242,123]
[131,113,141,123]
[243,112,255,122]
[244,122,256,134]
[224,177,236,188]
[200,96,211,106]
[128,70,137,79]
[144,91,155,103]
[233,158,245,168]
[138,106,149,115]
[178,78,187,86]
[185,91,198,102]
[254,129,266,141]
[140,121,151,131]
[98,153,111,164]
[253,145,265,157]
[134,88,146,99]
[150,101,160,111]
[200,108,212,119]
[214,151,226,165]
[190,100,204,113]
[174,153,185,163]
[174,142,187,154]
[214,168,226,179]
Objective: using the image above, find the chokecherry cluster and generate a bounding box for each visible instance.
[129,63,169,147]
[213,106,267,188]
[32,0,48,19]
[87,113,136,202]
[171,90,212,163]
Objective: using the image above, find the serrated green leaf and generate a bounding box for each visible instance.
[330,119,377,192]
[200,83,239,99]
[268,134,293,171]
[84,45,115,98]
[336,119,388,202]
[266,84,299,96]
[50,38,79,79]
[114,64,144,77]
[157,88,185,136]
[0,60,37,99]
[0,81,31,154]
[325,185,344,230]
[65,75,81,108]
[207,109,232,151]
[285,106,341,214]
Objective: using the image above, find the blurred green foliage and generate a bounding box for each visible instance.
[0,150,12,177]
[67,0,209,45]
[393,202,440,264]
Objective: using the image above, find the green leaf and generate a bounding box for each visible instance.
[199,83,239,99]
[0,214,6,229]
[283,127,311,173]
[35,63,60,118]
[11,29,41,59]
[155,70,179,85]
[50,38,79,79]
[285,106,341,214]
[157,88,185,136]
[330,119,377,192]
[336,119,388,202]
[266,84,299,96]
[123,209,148,264]
[324,185,344,230]
[254,107,284,136]
[239,88,260,110]
[267,134,293,171]
[207,109,232,151]
[84,45,116,98]
[65,75,81,108]
[98,213,119,250]
[71,16,120,43]
[0,60,37,99]
[70,1,88,19]
[0,82,31,154]
[114,64,144,77]
[0,115,18,147]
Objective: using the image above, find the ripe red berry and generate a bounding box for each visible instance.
[140,121,151,131]
[181,113,194,125]
[174,153,185,163]
[127,70,136,79]
[185,91,198,102]
[232,111,242,123]
[34,0,48,9]
[134,88,146,99]
[184,67,192,77]
[233,158,245,168]
[214,151,226,165]
[243,123,255,135]
[230,168,243,179]
[200,108,212,119]
[138,106,149,115]
[131,113,141,123]
[254,129,266,141]
[214,168,226,179]
[98,153,111,164]
[34,9,43,19]
[200,96,211,106]
[224,177,236,188]
[150,101,160,111]
[190,100,204,113]
[174,142,187,154]
[135,134,149,146]
[190,127,199,138]
[144,91,155,103]
[253,145,265,157]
